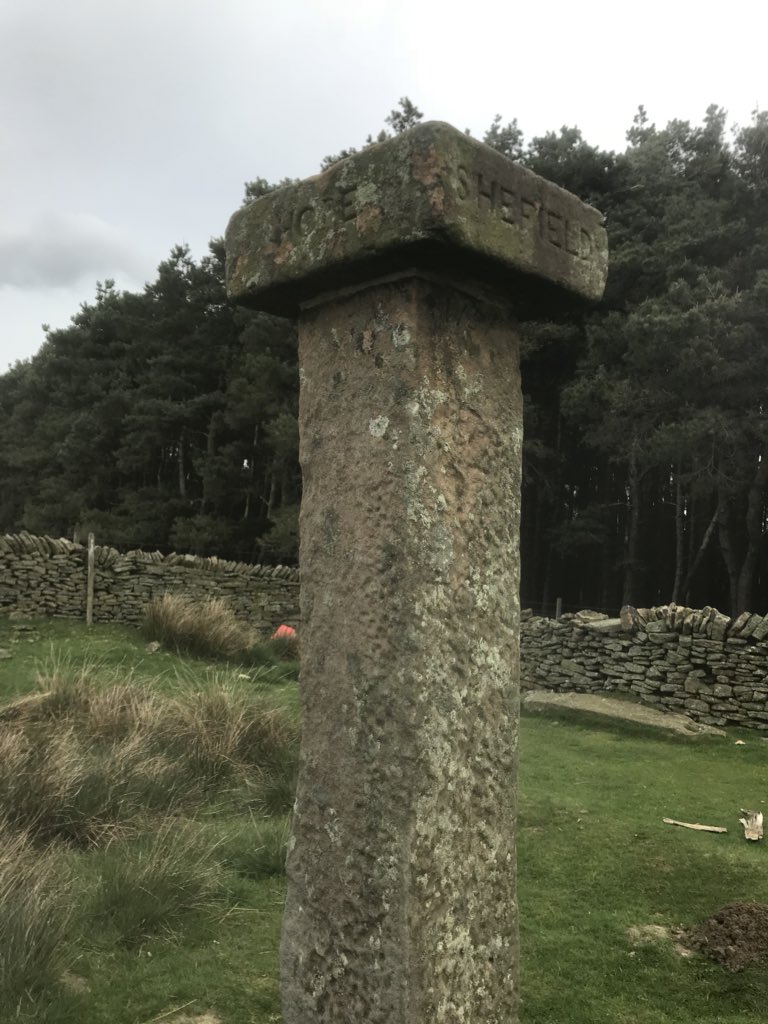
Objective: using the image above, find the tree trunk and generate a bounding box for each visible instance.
[735,458,768,614]
[671,468,685,603]
[200,414,217,514]
[685,493,697,598]
[258,467,278,562]
[541,543,554,616]
[682,502,718,605]
[525,487,544,610]
[177,431,187,499]
[622,449,641,607]
[265,467,278,522]
[717,493,740,615]
[242,423,259,522]
[717,458,768,616]
[599,461,613,611]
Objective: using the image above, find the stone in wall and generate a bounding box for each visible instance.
[0,532,300,637]
[520,601,768,733]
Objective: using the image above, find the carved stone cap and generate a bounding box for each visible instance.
[226,121,608,316]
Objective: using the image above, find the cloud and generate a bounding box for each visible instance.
[1,0,766,366]
[0,212,149,289]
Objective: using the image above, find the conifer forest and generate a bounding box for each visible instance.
[3,102,768,615]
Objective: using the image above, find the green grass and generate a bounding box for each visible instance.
[83,820,227,946]
[0,615,296,1023]
[0,616,217,697]
[518,710,768,1023]
[1,616,768,1022]
[0,616,298,698]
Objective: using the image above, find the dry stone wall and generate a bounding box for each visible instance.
[0,532,299,635]
[9,531,768,731]
[521,603,768,731]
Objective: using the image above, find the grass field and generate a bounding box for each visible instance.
[0,615,296,1024]
[518,708,768,1023]
[1,616,767,1023]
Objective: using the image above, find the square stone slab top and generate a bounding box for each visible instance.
[225,121,608,318]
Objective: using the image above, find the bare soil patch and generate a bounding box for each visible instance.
[523,691,726,737]
[685,902,768,971]
[627,923,695,959]
[627,923,671,946]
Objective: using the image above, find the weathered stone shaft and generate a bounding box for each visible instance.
[225,119,607,1024]
[282,276,521,1023]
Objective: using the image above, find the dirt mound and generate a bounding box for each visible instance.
[686,902,768,971]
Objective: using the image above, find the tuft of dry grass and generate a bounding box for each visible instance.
[0,823,74,1010]
[0,658,300,844]
[0,719,191,845]
[87,819,226,945]
[163,680,300,785]
[0,645,299,1016]
[0,624,298,1022]
[142,594,253,661]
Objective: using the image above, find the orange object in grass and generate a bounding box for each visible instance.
[272,624,297,639]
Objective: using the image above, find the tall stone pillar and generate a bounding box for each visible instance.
[225,122,607,1024]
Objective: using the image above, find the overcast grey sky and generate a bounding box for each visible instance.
[2,0,766,368]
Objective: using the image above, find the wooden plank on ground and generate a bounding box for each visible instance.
[662,817,727,834]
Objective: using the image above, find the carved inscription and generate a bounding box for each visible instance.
[270,204,317,244]
[272,185,354,243]
[456,165,593,260]
[271,166,595,263]
[339,183,357,223]
[295,205,316,233]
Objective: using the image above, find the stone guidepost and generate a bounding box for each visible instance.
[225,121,607,1024]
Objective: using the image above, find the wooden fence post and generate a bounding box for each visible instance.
[86,532,95,626]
